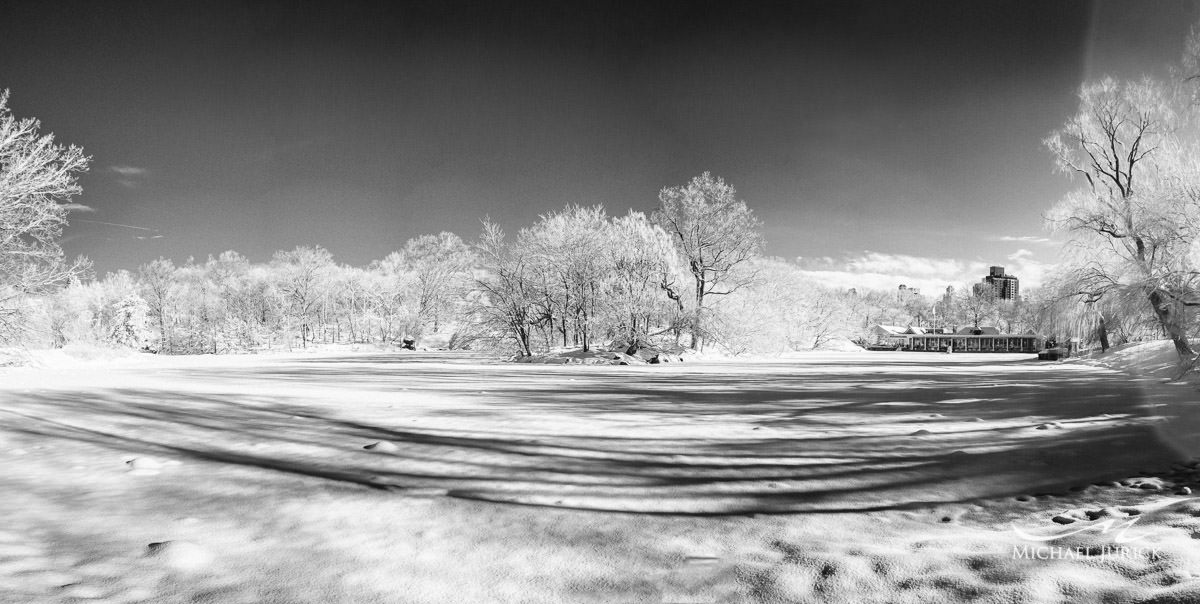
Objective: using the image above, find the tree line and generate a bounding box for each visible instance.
[8,169,844,355]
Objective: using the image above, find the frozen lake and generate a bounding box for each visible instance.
[2,350,1192,514]
[3,350,1199,603]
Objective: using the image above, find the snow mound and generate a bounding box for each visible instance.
[125,456,181,475]
[363,441,399,452]
[815,336,866,352]
[1071,340,1198,382]
[146,540,214,573]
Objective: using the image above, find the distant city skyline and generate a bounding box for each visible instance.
[2,1,1197,291]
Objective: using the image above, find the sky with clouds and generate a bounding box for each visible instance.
[796,246,1054,296]
[1,1,1197,294]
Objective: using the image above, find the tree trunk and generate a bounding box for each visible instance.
[159,314,168,353]
[1149,290,1193,359]
[691,274,705,350]
[1097,314,1110,353]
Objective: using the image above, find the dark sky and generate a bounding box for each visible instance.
[2,0,1198,288]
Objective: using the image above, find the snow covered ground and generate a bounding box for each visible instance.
[2,348,1200,602]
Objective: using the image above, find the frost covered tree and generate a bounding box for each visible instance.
[368,251,417,343]
[0,90,91,342]
[106,291,151,349]
[717,257,857,354]
[471,207,686,356]
[49,271,152,349]
[326,265,369,344]
[902,295,933,328]
[605,211,686,352]
[272,246,335,348]
[138,258,177,352]
[654,172,764,349]
[955,287,999,329]
[1044,74,1199,359]
[206,251,284,351]
[135,253,288,354]
[398,232,474,336]
[473,219,538,355]
[523,205,611,351]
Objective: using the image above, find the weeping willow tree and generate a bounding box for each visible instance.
[1039,267,1154,352]
[1045,69,1200,361]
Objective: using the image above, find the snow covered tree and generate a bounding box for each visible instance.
[955,286,999,329]
[654,172,763,349]
[398,232,474,337]
[1045,74,1200,359]
[604,211,686,352]
[473,219,538,355]
[107,291,151,349]
[522,205,611,351]
[368,251,417,343]
[0,90,91,343]
[715,257,856,354]
[471,207,688,356]
[137,258,177,352]
[49,271,152,349]
[272,246,335,348]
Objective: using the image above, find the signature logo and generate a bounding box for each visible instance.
[1010,497,1193,544]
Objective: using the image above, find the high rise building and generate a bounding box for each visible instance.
[972,266,1019,300]
[898,284,921,301]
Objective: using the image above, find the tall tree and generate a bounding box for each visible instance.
[369,251,417,343]
[0,90,91,342]
[653,172,763,349]
[137,258,177,352]
[523,205,610,351]
[474,220,537,356]
[1045,75,1198,358]
[955,287,999,329]
[605,211,684,352]
[399,232,474,336]
[272,246,334,348]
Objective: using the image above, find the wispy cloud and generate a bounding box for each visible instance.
[108,165,149,188]
[109,165,148,176]
[993,235,1053,244]
[62,203,95,212]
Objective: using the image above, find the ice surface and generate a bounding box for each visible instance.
[1,348,1199,602]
